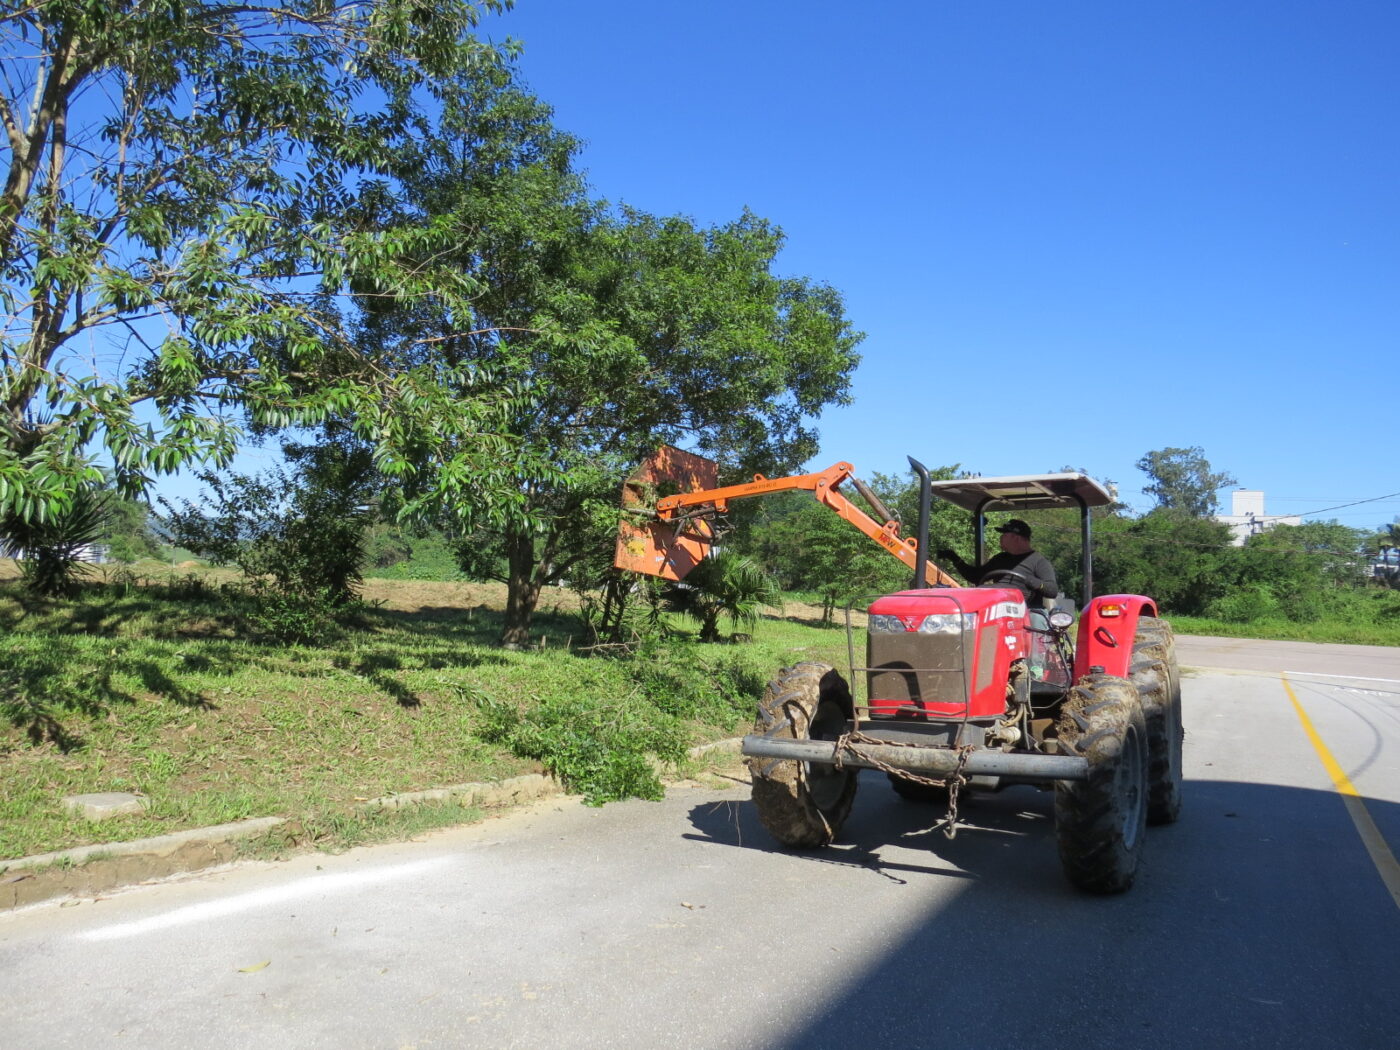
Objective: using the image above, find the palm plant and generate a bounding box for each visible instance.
[1,486,112,597]
[665,553,783,643]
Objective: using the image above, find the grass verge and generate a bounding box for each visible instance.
[0,562,846,861]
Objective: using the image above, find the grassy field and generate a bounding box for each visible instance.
[0,560,847,861]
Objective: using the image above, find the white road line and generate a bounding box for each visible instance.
[77,857,451,942]
[1282,671,1400,685]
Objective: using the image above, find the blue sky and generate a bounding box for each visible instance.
[473,0,1399,528]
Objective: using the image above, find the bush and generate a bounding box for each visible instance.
[628,640,765,726]
[471,690,685,805]
[241,586,358,646]
[663,553,783,642]
[1207,585,1281,624]
[161,441,376,607]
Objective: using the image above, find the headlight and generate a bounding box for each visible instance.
[870,612,975,633]
[918,613,976,634]
[1048,610,1075,629]
[869,614,905,633]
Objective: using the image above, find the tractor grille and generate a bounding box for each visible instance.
[866,631,970,717]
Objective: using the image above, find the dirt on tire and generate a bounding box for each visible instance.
[1054,674,1149,894]
[1131,615,1184,825]
[747,662,858,848]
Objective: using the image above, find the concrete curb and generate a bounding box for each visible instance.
[0,818,287,912]
[361,772,561,811]
[0,738,746,913]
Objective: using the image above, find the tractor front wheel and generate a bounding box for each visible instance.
[748,662,858,848]
[1054,675,1149,894]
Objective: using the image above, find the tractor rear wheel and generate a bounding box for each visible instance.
[1054,675,1149,894]
[748,662,858,848]
[1132,615,1184,825]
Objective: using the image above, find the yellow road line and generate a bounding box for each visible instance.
[1283,675,1400,911]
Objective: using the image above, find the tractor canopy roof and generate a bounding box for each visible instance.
[927,473,1116,514]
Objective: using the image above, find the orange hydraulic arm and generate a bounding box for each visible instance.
[614,453,959,587]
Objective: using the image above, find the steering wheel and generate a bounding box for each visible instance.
[979,568,1036,592]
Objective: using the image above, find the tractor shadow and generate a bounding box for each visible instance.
[686,772,1062,888]
[688,777,1400,1050]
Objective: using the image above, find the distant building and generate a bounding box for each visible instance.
[1215,490,1301,546]
[8,543,110,563]
[1371,548,1399,581]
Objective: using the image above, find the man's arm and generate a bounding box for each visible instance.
[1024,552,1058,601]
[936,548,980,583]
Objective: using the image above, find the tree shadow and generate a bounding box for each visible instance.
[2,645,222,752]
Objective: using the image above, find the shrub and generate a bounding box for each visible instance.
[628,640,764,726]
[1208,585,1281,624]
[471,690,685,805]
[663,553,782,642]
[161,441,376,607]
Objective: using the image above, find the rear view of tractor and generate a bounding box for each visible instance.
[615,448,1184,893]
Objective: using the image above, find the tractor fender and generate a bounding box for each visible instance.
[1073,595,1160,680]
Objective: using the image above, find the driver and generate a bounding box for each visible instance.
[937,519,1058,606]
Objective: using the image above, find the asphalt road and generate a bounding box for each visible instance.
[3,637,1399,1050]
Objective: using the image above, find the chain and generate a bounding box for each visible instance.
[832,731,975,839]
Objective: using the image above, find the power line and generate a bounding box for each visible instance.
[1293,491,1400,518]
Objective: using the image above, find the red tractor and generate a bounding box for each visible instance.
[616,448,1183,893]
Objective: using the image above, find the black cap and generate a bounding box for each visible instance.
[996,519,1032,539]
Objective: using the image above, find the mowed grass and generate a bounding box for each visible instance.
[1168,613,1400,647]
[0,560,848,861]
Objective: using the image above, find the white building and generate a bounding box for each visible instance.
[1215,490,1301,546]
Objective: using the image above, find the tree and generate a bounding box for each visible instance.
[379,187,863,645]
[1135,447,1237,517]
[1092,510,1235,616]
[752,498,907,624]
[101,495,163,563]
[1,0,536,531]
[1225,520,1370,619]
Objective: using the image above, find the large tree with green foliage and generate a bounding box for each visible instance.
[352,84,864,644]
[1135,446,1237,517]
[494,209,861,645]
[0,0,537,530]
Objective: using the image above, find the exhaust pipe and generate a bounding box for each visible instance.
[908,456,932,589]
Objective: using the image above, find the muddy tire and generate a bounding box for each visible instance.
[1132,615,1184,825]
[748,662,858,848]
[1054,675,1149,894]
[887,772,950,803]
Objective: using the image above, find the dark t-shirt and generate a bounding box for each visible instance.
[943,549,1058,603]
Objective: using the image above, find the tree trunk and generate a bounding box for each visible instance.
[699,609,721,643]
[499,528,543,649]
